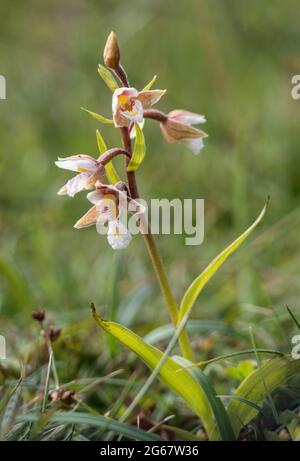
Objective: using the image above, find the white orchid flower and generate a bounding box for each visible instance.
[74,183,144,250]
[55,154,104,197]
[160,110,208,155]
[112,87,166,128]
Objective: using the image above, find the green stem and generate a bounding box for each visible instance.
[142,228,194,361]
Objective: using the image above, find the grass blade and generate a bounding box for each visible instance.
[211,355,300,439]
[218,395,263,413]
[286,305,300,331]
[17,412,161,442]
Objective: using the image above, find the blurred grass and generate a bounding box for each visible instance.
[1,0,300,430]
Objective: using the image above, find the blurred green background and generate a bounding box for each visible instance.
[1,0,300,356]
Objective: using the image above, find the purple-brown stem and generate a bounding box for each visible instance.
[143,109,168,123]
[120,127,139,199]
[115,64,130,87]
[98,147,131,165]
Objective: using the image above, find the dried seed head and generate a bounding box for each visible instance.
[103,31,120,70]
[49,388,75,405]
[48,326,62,342]
[32,310,46,322]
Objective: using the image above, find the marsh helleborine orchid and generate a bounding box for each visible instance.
[55,31,208,249]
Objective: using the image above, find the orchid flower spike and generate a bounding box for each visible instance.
[160,110,208,155]
[112,87,166,128]
[55,154,105,197]
[74,182,144,250]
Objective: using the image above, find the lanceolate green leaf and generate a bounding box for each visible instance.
[143,75,157,91]
[212,356,300,439]
[81,107,114,124]
[92,314,219,440]
[96,129,107,154]
[98,64,118,91]
[178,201,268,323]
[96,130,121,185]
[174,356,235,441]
[127,123,146,172]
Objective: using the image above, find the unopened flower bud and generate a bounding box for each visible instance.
[103,31,120,70]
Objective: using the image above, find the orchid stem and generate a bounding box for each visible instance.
[142,229,194,361]
[120,126,194,361]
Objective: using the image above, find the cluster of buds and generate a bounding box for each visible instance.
[55,32,208,250]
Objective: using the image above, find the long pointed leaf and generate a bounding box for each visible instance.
[81,107,114,124]
[178,201,268,323]
[92,313,219,439]
[143,75,157,90]
[174,356,235,440]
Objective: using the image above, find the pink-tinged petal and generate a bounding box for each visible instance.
[58,172,93,197]
[74,206,99,229]
[84,165,105,189]
[107,220,132,250]
[121,99,143,123]
[55,155,98,172]
[87,189,105,204]
[96,198,118,223]
[183,137,205,155]
[137,89,166,109]
[57,184,68,196]
[113,108,129,127]
[160,119,207,143]
[168,110,206,125]
[87,183,120,203]
[112,87,138,111]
